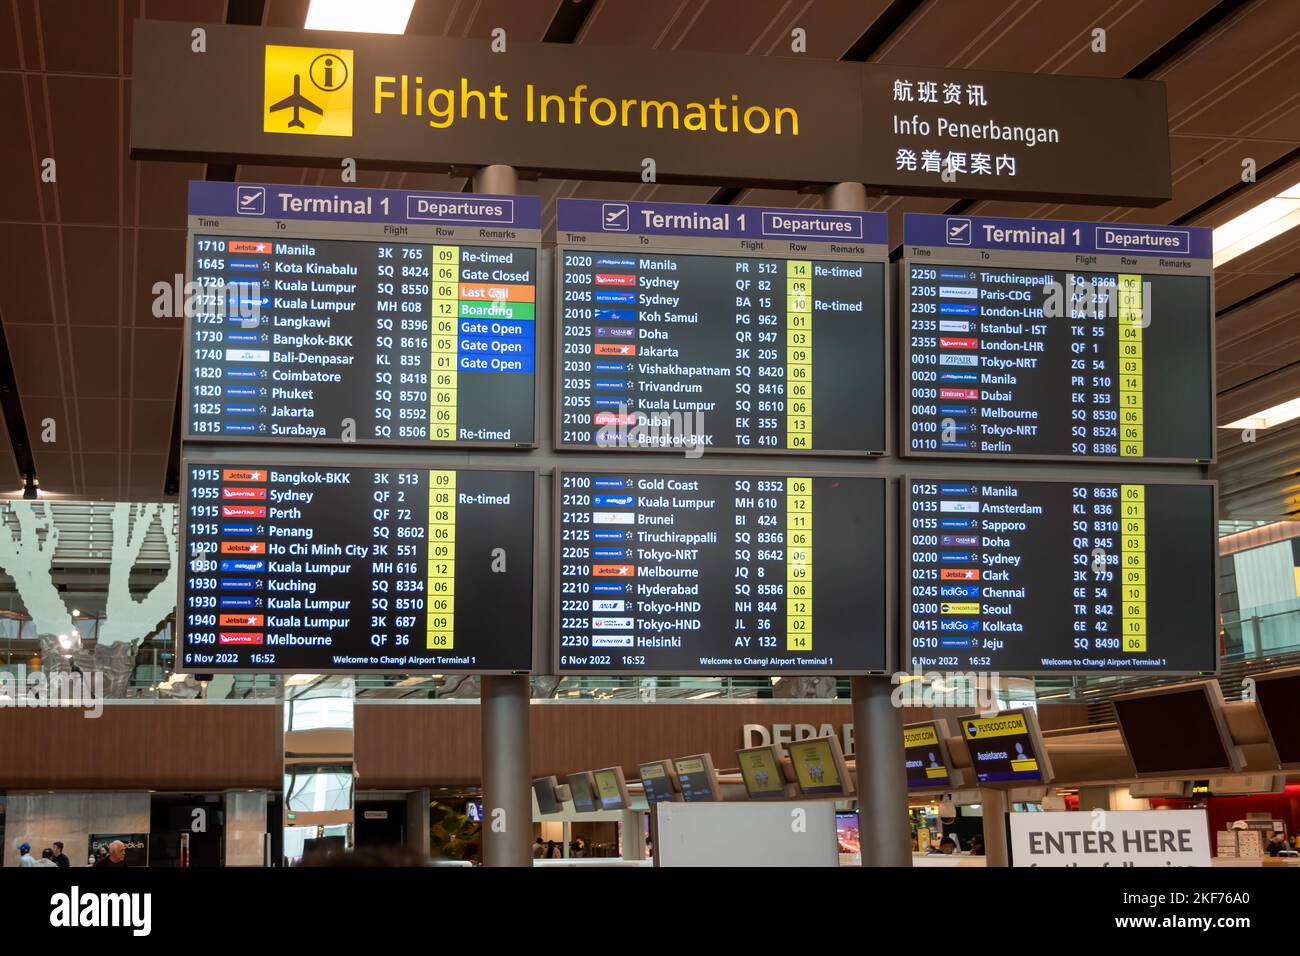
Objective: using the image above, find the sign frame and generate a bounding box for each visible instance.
[552,465,893,677]
[176,456,540,675]
[553,199,890,458]
[899,474,1220,678]
[898,213,1216,465]
[1008,809,1211,867]
[182,181,543,451]
[958,707,1055,787]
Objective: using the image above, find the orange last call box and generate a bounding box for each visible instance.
[458,283,534,302]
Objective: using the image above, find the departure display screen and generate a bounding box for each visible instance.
[903,477,1216,674]
[555,470,887,674]
[179,462,534,672]
[184,182,540,447]
[901,214,1214,463]
[554,199,888,455]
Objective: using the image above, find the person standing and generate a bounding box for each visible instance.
[94,840,128,867]
[18,843,36,867]
[49,842,70,868]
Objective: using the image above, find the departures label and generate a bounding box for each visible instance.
[556,471,886,674]
[181,464,534,672]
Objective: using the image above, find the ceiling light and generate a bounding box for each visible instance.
[306,0,415,34]
[1213,181,1300,266]
[1221,396,1300,430]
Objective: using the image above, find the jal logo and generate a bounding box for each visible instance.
[263,44,354,137]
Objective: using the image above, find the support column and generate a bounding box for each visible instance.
[621,810,644,861]
[981,788,1010,867]
[480,674,532,866]
[471,162,533,867]
[851,676,912,865]
[827,180,911,868]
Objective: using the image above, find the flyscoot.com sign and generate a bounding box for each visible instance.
[131,20,1171,204]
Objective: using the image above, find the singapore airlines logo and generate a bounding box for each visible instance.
[263,44,354,136]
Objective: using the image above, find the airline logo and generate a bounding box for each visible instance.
[940,388,979,400]
[223,504,267,518]
[221,541,266,554]
[941,568,980,581]
[219,614,265,627]
[592,477,631,489]
[224,487,267,500]
[939,320,972,333]
[594,274,636,286]
[220,559,265,572]
[225,349,270,363]
[593,512,635,525]
[594,290,636,303]
[940,500,979,513]
[593,564,636,577]
[939,286,978,300]
[263,45,354,137]
[942,535,978,546]
[940,337,978,349]
[219,632,264,645]
[592,617,634,630]
[940,603,980,615]
[223,469,266,482]
[596,326,635,338]
[939,353,978,366]
[222,504,267,520]
[594,412,638,426]
[592,600,625,612]
[594,494,635,507]
[229,241,272,254]
[591,582,627,594]
[592,635,634,647]
[941,584,980,598]
[594,343,636,356]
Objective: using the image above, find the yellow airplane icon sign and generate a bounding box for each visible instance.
[263,45,353,137]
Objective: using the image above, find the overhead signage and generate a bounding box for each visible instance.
[131,21,1171,203]
[901,214,1214,463]
[555,200,887,456]
[1009,810,1211,867]
[184,182,539,448]
[179,462,535,673]
[554,470,888,675]
[903,477,1218,675]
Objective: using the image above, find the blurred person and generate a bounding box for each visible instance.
[969,834,986,856]
[1266,831,1289,857]
[35,848,58,868]
[94,840,128,867]
[50,842,70,868]
[937,837,957,855]
[18,843,35,867]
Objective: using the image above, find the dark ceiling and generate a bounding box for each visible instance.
[1,0,1298,516]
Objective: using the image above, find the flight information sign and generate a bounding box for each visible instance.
[901,214,1214,462]
[179,461,535,673]
[903,477,1216,675]
[555,469,887,674]
[554,199,888,455]
[184,182,540,447]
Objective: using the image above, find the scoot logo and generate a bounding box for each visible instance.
[263,45,354,137]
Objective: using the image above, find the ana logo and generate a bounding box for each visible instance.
[263,44,353,137]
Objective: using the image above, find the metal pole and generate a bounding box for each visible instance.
[480,674,532,865]
[851,676,912,865]
[981,788,1010,867]
[471,163,533,868]
[825,180,912,868]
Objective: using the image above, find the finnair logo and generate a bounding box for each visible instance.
[49,887,151,937]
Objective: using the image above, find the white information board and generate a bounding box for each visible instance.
[1009,810,1211,867]
[655,801,838,867]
